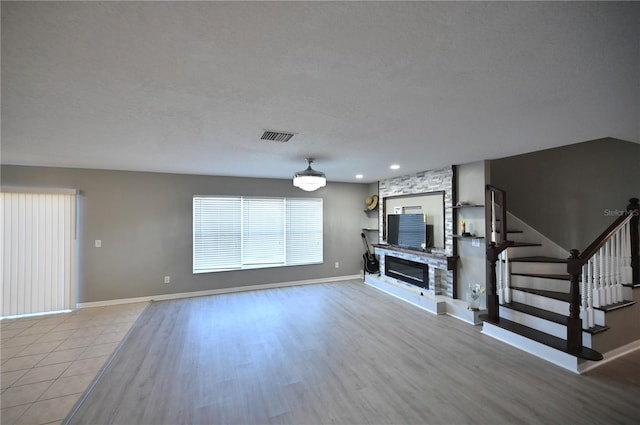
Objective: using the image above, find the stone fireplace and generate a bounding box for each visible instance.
[374,245,453,296]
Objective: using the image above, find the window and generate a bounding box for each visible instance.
[193,196,323,273]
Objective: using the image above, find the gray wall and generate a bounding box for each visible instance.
[489,138,640,251]
[1,165,369,303]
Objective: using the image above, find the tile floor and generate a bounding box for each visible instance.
[1,302,149,425]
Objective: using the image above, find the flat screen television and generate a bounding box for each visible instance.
[387,214,429,250]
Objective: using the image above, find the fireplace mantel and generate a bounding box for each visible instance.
[373,244,449,260]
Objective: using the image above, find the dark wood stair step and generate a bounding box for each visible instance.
[511,286,571,302]
[496,230,524,234]
[480,315,603,361]
[508,241,542,247]
[509,256,567,263]
[594,300,637,312]
[587,324,610,335]
[511,272,571,281]
[502,302,609,335]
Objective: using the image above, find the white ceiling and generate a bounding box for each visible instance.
[2,1,639,183]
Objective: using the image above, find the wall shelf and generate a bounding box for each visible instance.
[452,234,484,240]
[452,204,484,209]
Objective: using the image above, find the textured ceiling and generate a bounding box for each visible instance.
[2,1,639,183]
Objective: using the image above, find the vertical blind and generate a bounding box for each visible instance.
[1,189,77,317]
[193,196,323,273]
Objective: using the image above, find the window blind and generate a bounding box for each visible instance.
[193,196,322,273]
[286,198,323,265]
[1,190,77,317]
[242,197,285,266]
[193,196,242,272]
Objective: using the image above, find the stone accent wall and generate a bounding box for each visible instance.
[378,166,455,297]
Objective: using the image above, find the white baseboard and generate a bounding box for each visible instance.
[445,298,484,325]
[76,275,362,309]
[578,339,640,374]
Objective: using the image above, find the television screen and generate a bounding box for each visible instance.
[387,214,427,250]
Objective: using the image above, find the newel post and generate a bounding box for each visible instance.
[628,198,640,285]
[566,249,583,353]
[486,242,500,322]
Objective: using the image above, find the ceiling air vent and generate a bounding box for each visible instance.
[260,130,295,143]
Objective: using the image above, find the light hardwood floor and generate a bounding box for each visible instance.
[66,280,640,424]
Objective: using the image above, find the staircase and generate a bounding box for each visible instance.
[480,186,640,373]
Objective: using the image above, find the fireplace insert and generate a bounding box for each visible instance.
[385,256,429,289]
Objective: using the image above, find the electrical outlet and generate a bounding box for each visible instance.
[95,240,101,248]
[472,238,480,248]
[335,262,339,268]
[164,276,170,284]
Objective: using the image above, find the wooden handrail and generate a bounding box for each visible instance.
[579,212,634,262]
[566,197,639,352]
[486,185,508,244]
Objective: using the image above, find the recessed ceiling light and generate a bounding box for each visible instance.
[355,174,364,179]
[390,164,400,170]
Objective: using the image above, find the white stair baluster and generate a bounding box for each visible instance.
[623,221,633,284]
[581,264,589,329]
[504,250,511,304]
[599,246,608,306]
[497,250,504,304]
[613,231,623,303]
[604,240,612,305]
[587,259,595,328]
[491,192,496,243]
[593,252,602,308]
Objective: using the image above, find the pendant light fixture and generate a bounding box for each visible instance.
[293,158,326,191]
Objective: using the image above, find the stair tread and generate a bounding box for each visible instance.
[511,272,570,281]
[480,316,603,361]
[588,324,610,335]
[501,302,610,335]
[512,286,571,302]
[508,241,543,247]
[509,256,567,263]
[594,300,637,312]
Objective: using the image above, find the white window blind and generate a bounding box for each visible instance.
[193,196,322,273]
[286,198,323,265]
[243,198,285,266]
[193,196,242,271]
[1,189,77,317]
